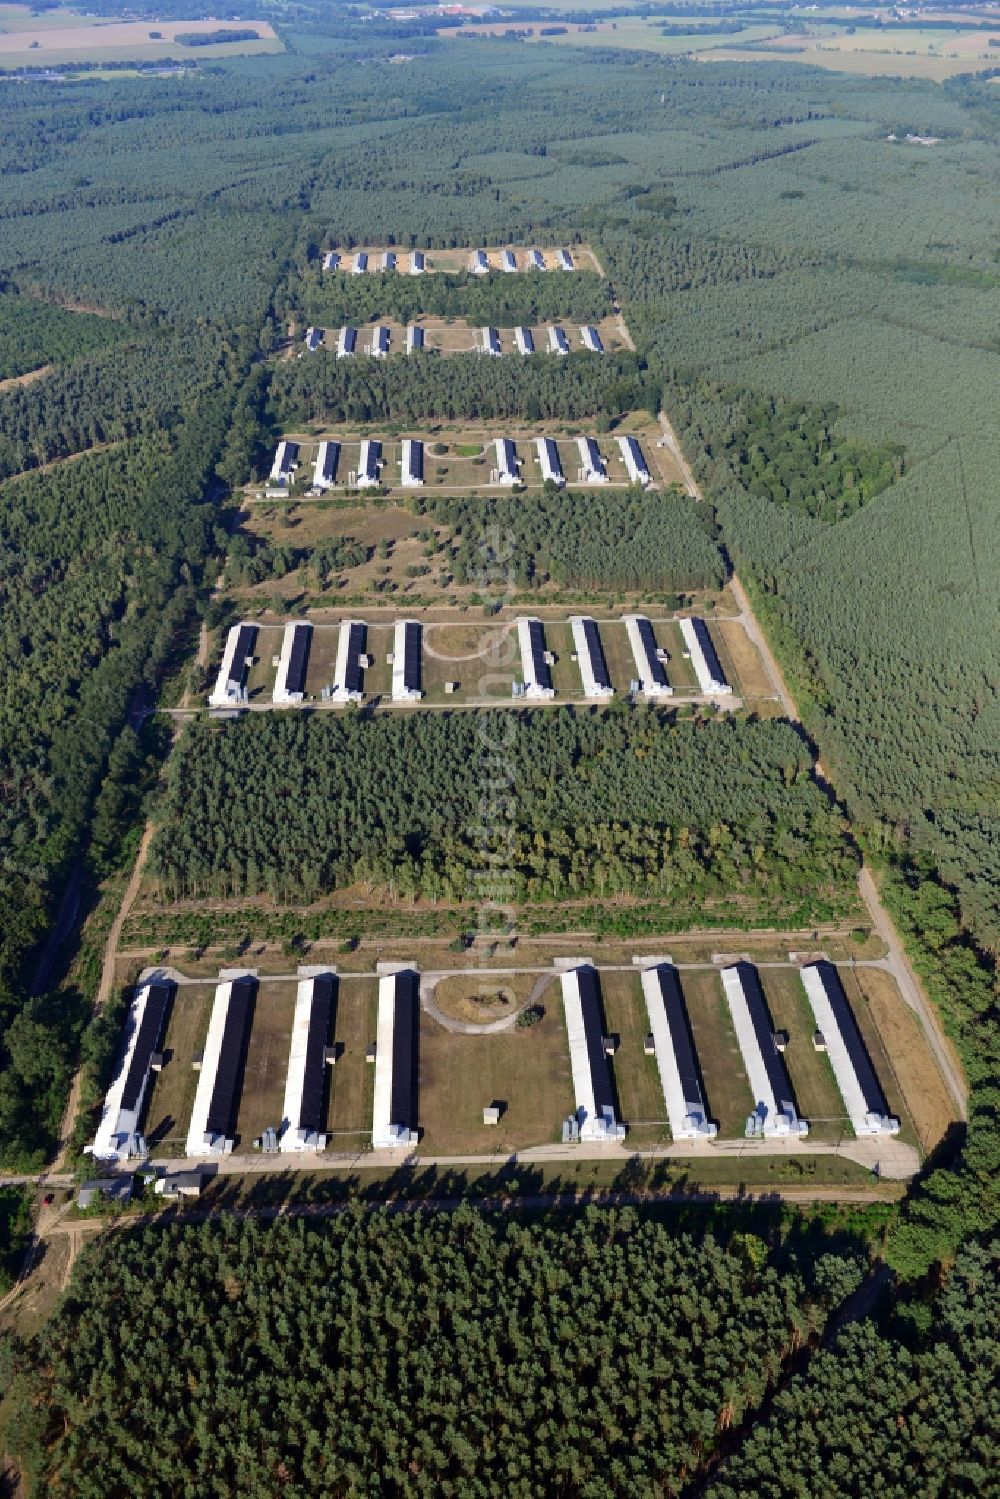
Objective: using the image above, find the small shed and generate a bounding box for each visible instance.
[483,1105,501,1126]
[812,1030,827,1052]
[154,1171,205,1200]
[602,1034,619,1056]
[366,1043,377,1064]
[643,1033,656,1056]
[772,1030,790,1054]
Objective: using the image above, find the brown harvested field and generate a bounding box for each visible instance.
[321,245,604,275]
[681,970,753,1139]
[232,980,297,1146]
[598,970,670,1143]
[757,969,847,1144]
[714,619,776,703]
[295,317,627,357]
[325,977,377,1141]
[416,1004,575,1153]
[0,10,281,66]
[143,982,214,1153]
[432,970,542,1025]
[701,42,990,79]
[845,966,955,1153]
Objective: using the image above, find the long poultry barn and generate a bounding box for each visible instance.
[329,618,366,702]
[536,436,565,488]
[357,438,381,488]
[569,616,614,699]
[516,617,555,699]
[577,436,608,484]
[680,617,731,695]
[800,963,899,1135]
[281,972,335,1152]
[89,977,175,1162]
[721,963,808,1138]
[561,967,626,1142]
[623,615,672,698]
[618,435,651,488]
[273,621,311,704]
[269,439,298,485]
[313,439,339,490]
[209,621,257,708]
[186,974,256,1157]
[641,965,716,1141]
[392,619,423,701]
[401,438,424,488]
[372,970,419,1149]
[495,437,519,486]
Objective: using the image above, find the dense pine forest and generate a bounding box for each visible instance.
[424,488,725,592]
[149,710,853,908]
[269,348,655,427]
[289,266,612,331]
[0,4,998,1492]
[4,1208,871,1496]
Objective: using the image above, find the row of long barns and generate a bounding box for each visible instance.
[559,959,899,1142]
[87,960,898,1163]
[208,613,732,709]
[268,433,655,493]
[321,247,579,275]
[308,323,606,357]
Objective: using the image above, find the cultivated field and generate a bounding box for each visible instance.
[294,317,625,357]
[441,12,1000,78]
[0,6,282,68]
